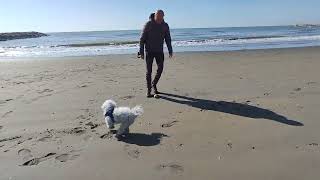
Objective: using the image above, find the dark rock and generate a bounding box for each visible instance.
[0,31,48,41]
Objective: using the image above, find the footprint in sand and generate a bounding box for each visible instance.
[0,126,3,130]
[176,143,184,150]
[38,89,53,94]
[161,120,179,128]
[100,130,117,139]
[25,94,53,104]
[85,122,99,129]
[124,145,141,159]
[2,111,13,118]
[120,95,135,100]
[156,163,184,174]
[0,135,21,143]
[306,81,317,85]
[264,92,271,96]
[37,135,52,142]
[127,149,141,159]
[78,84,88,88]
[0,99,13,105]
[63,127,86,135]
[307,143,319,147]
[19,150,57,166]
[21,158,41,166]
[76,115,86,120]
[55,153,80,162]
[227,142,233,150]
[18,148,33,161]
[83,135,93,141]
[294,88,302,92]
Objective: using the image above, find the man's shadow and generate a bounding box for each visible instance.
[119,133,168,146]
[159,92,303,126]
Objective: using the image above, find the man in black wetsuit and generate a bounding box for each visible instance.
[139,10,173,98]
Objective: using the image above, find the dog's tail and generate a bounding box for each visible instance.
[131,105,143,116]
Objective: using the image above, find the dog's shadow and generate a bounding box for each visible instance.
[119,133,168,146]
[159,92,303,126]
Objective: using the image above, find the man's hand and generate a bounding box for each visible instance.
[137,52,144,59]
[169,53,173,59]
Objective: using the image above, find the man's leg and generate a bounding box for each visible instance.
[145,53,154,97]
[152,52,164,94]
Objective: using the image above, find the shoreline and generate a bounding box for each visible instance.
[2,25,320,59]
[1,45,320,62]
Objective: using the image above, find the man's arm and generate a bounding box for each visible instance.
[165,23,173,57]
[139,22,150,58]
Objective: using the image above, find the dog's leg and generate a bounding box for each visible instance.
[124,117,135,135]
[116,122,130,137]
[124,128,130,134]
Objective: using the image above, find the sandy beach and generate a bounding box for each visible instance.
[1,47,320,180]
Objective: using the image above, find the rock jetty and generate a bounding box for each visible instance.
[0,31,48,41]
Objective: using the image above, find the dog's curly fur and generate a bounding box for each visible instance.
[101,100,143,138]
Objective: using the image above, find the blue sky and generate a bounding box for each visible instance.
[0,0,319,32]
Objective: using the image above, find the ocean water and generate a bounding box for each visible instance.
[1,25,320,58]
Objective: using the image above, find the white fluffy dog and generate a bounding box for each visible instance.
[101,99,143,138]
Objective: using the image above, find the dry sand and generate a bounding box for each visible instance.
[1,47,320,180]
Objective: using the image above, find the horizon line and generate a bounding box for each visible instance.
[1,23,319,34]
[46,23,318,33]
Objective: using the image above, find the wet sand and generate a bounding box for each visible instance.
[1,47,320,180]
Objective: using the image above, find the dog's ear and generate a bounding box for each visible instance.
[102,100,117,111]
[105,116,114,129]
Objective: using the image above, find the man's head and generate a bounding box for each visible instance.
[155,10,165,23]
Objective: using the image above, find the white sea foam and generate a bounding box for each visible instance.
[172,35,320,47]
[1,27,320,58]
